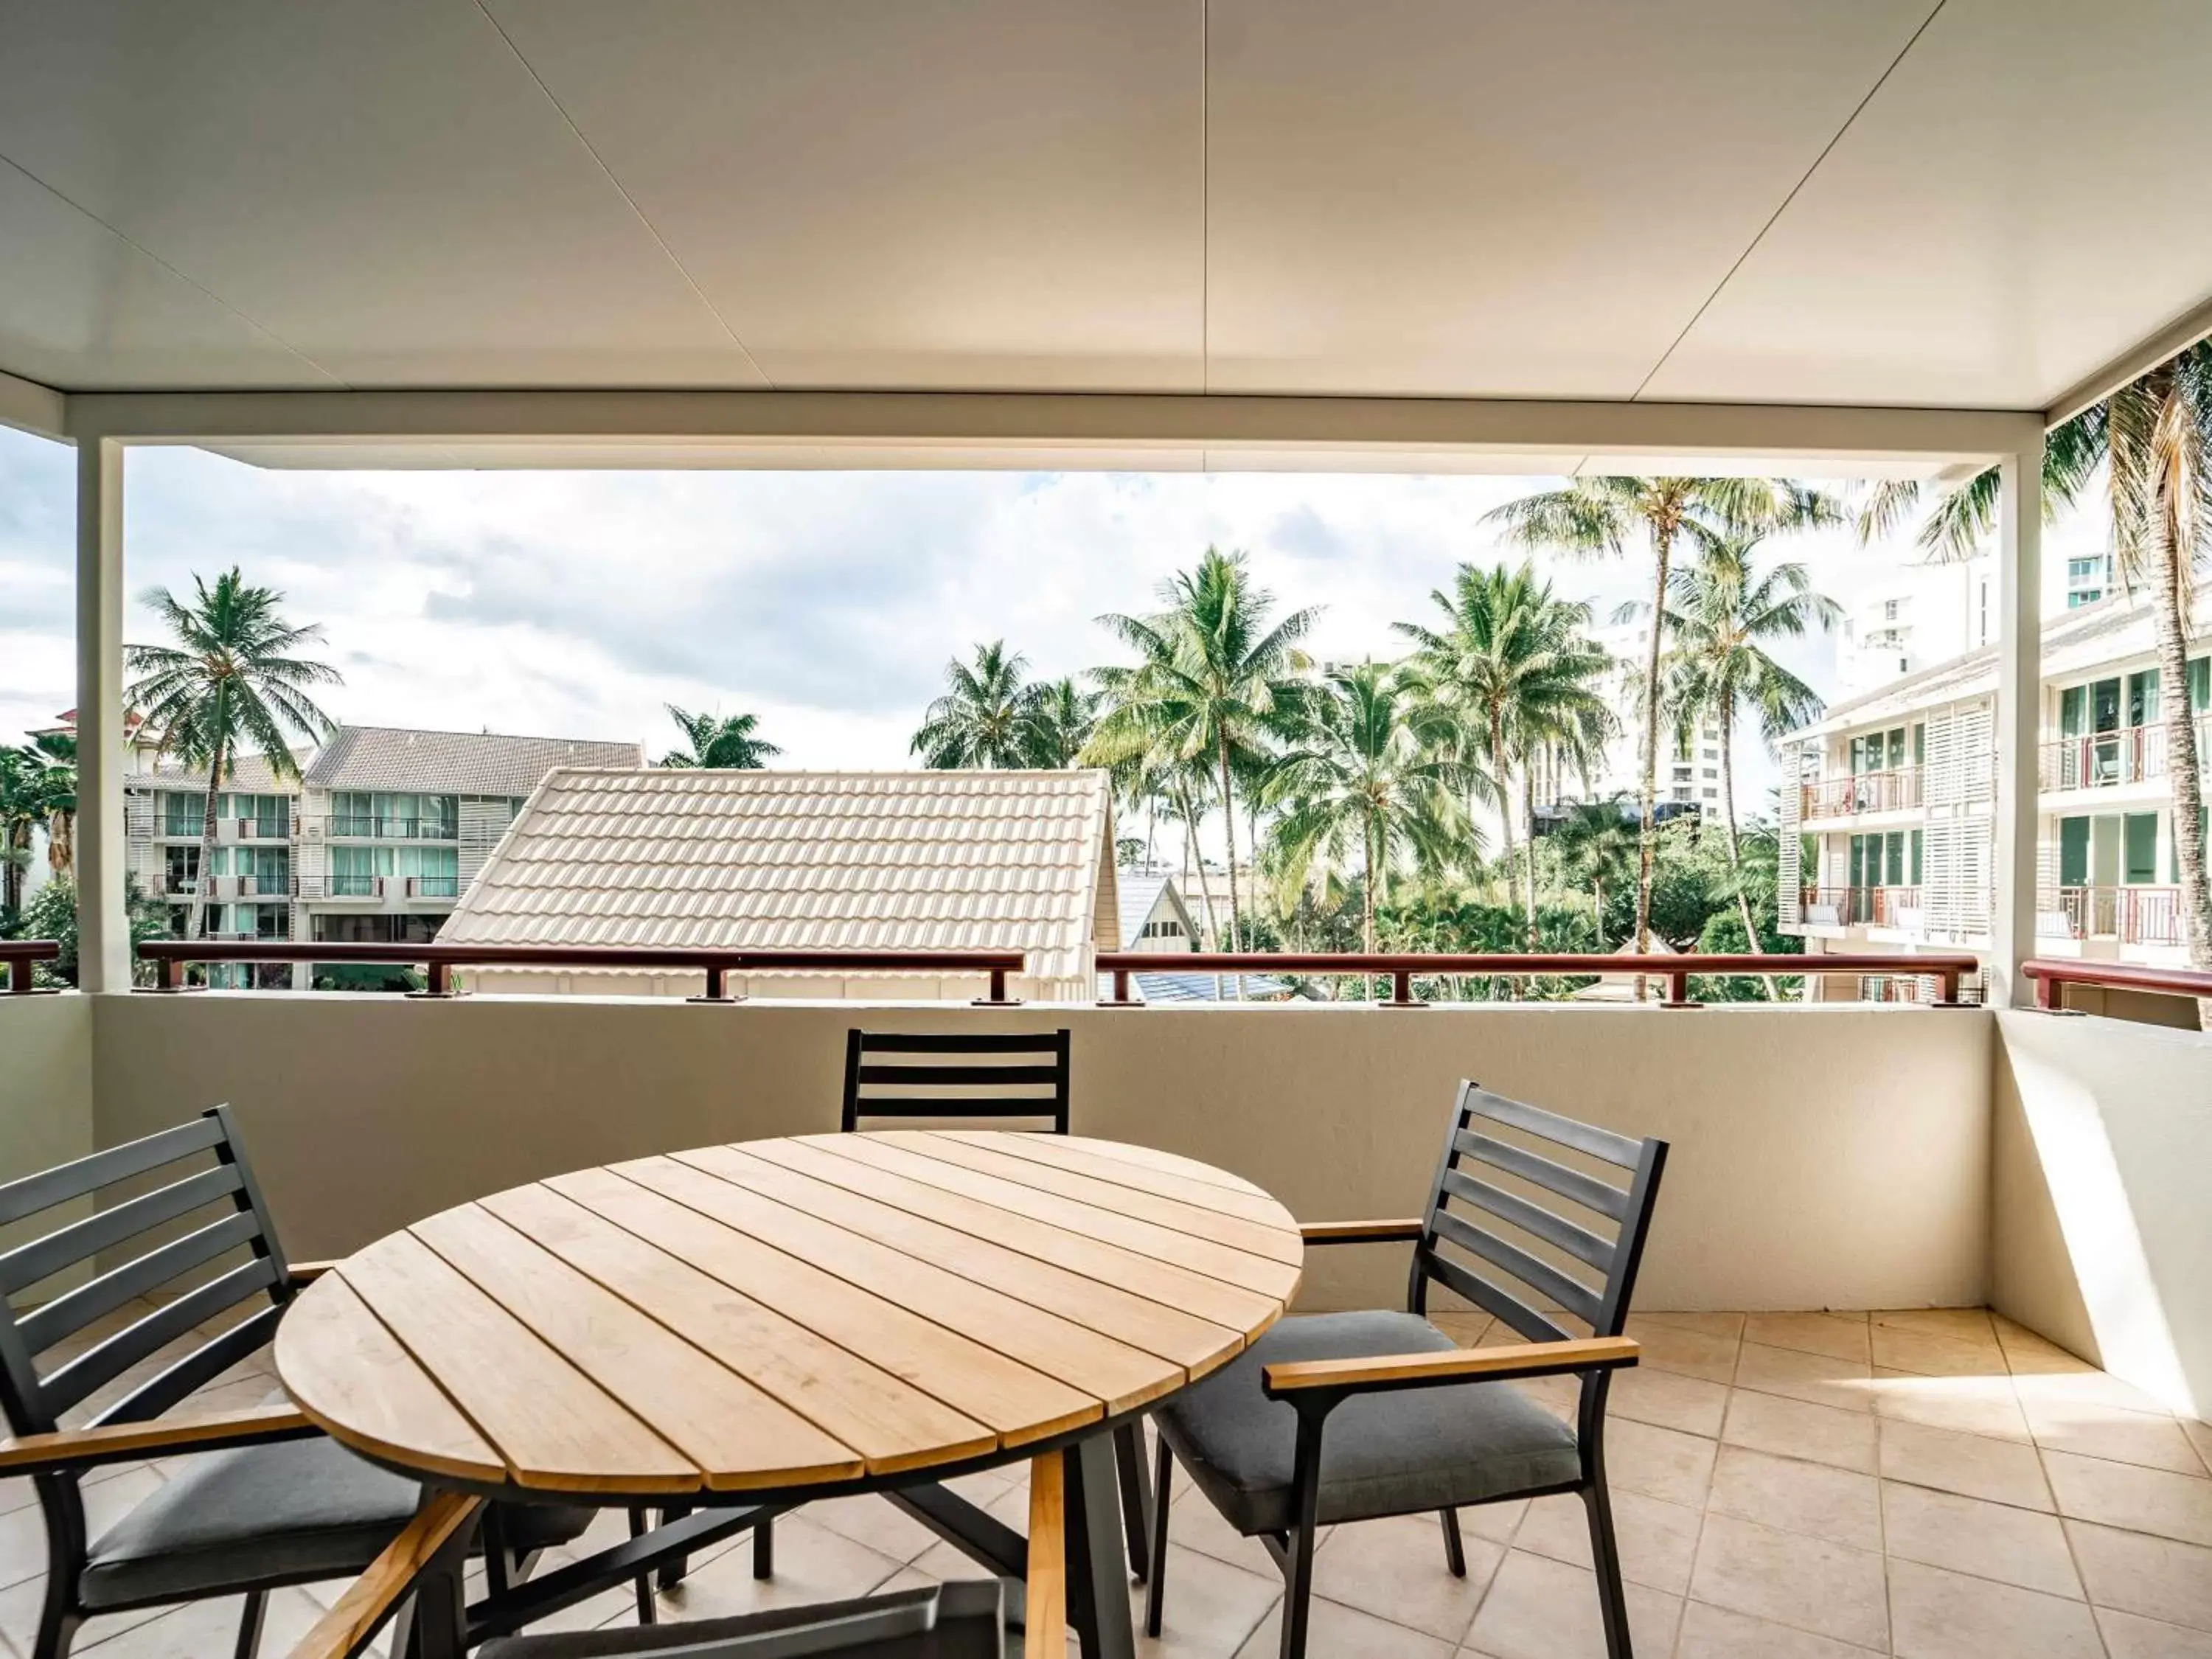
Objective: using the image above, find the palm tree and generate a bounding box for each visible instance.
[911,641,1038,768]
[0,749,39,917]
[24,732,76,880]
[1484,478,1842,959]
[1860,344,2212,984]
[660,707,781,769]
[1660,534,1840,953]
[124,569,340,940]
[1262,663,1468,957]
[1088,549,1318,950]
[1397,561,1613,939]
[1019,678,1101,768]
[1548,798,1641,948]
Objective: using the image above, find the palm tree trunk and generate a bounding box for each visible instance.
[1215,735,1244,954]
[1593,877,1606,950]
[3,830,21,914]
[1521,770,1538,942]
[1363,816,1380,999]
[1635,529,1673,962]
[49,810,72,879]
[2149,492,2212,1022]
[194,759,223,944]
[1717,714,1768,1001]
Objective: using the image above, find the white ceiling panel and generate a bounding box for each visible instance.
[1203,0,1938,397]
[0,161,335,390]
[0,0,759,389]
[484,0,1206,392]
[1645,0,2212,408]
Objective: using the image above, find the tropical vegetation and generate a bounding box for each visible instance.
[661,706,780,769]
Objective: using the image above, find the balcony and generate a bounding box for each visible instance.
[1801,885,1924,929]
[404,874,460,900]
[328,815,459,841]
[1801,767,1922,821]
[215,816,288,844]
[2042,884,2185,946]
[2040,715,2212,793]
[322,874,386,900]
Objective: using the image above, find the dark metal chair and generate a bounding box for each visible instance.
[841,1031,1072,1135]
[0,1106,591,1659]
[476,1582,1007,1658]
[1144,1082,1669,1659]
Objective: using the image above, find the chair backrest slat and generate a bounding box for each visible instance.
[1413,1082,1667,1344]
[843,1029,1071,1135]
[0,1164,246,1298]
[19,1209,261,1356]
[96,1301,285,1427]
[1439,1167,1615,1274]
[43,1256,279,1416]
[0,1116,225,1228]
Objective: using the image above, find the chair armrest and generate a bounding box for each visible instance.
[288,1259,340,1284]
[0,1402,316,1477]
[1262,1336,1639,1399]
[288,1492,484,1659]
[1298,1219,1425,1247]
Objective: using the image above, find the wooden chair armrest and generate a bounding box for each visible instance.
[1262,1336,1639,1399]
[0,1403,316,1476]
[1298,1219,1425,1247]
[288,1259,340,1284]
[289,1492,484,1659]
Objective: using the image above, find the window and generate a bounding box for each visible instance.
[329,844,389,895]
[1910,830,1924,885]
[217,793,290,837]
[163,845,198,891]
[2059,815,2090,887]
[1701,787,1717,799]
[331,791,457,838]
[159,791,205,838]
[2124,813,2160,886]
[1138,919,1185,940]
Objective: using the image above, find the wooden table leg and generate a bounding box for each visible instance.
[1028,1452,1068,1655]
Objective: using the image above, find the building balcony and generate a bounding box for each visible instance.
[2040,716,2212,793]
[327,815,459,841]
[2041,884,2186,947]
[404,875,460,900]
[1801,884,1924,930]
[214,816,289,844]
[1801,767,1923,821]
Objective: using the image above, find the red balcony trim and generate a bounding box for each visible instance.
[2024,956,2212,1009]
[0,940,61,994]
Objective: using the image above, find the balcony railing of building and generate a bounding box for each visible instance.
[2023,956,2212,1009]
[2039,715,2212,791]
[327,815,459,840]
[0,940,60,993]
[2040,885,2185,946]
[1801,768,1923,819]
[1093,950,1975,1007]
[1801,886,1924,928]
[324,874,386,898]
[405,876,460,899]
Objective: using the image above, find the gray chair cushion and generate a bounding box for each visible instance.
[479,1581,1006,1657]
[1155,1310,1583,1535]
[80,1436,595,1610]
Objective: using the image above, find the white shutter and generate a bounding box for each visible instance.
[459,799,512,889]
[1778,742,1804,925]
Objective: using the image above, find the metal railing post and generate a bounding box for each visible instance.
[1662,968,1696,1009]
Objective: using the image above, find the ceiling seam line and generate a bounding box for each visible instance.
[1625,0,1950,404]
[0,149,350,389]
[470,0,776,390]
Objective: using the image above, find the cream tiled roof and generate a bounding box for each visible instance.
[303,726,643,795]
[439,768,1119,990]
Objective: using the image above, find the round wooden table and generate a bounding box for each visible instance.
[276,1130,1301,1655]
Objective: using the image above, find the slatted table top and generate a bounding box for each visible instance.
[274,1131,1302,1500]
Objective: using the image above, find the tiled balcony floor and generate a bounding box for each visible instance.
[4,1307,2209,1658]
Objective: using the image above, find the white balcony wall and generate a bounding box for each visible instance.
[0,995,94,1253]
[88,997,1992,1315]
[1993,1009,2212,1416]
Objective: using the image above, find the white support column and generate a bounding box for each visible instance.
[1992,431,2045,1007]
[74,438,130,993]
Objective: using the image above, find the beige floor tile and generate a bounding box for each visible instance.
[0,1464,164,1590]
[1622,1317,1740,1385]
[1744,1313,1871,1365]
[1673,1599,1885,1658]
[1707,1445,1881,1551]
[1720,1388,1877,1475]
[1871,1325,2010,1380]
[1133,1544,1281,1658]
[1234,1592,1456,1659]
[2016,1367,2181,1419]
[1429,1312,1492,1347]
[2185,1420,2212,1471]
[1688,1513,1888,1650]
[2026,1395,2211,1476]
[1992,1315,2093,1373]
[804,1494,945,1565]
[1869,1370,2034,1441]
[1879,1418,2054,1510]
[1733,1342,1877,1415]
[2044,1449,2212,1548]
[1460,1548,1681,1659]
[1604,1417,1717,1509]
[0,1576,168,1658]
[1886,1557,2104,1659]
[1607,1365,1728,1438]
[1458,1499,1527,1547]
[1635,1311,1747,1341]
[655,1515,906,1621]
[1310,1514,1501,1641]
[2098,1606,2212,1658]
[76,1587,329,1658]
[2065,1520,2212,1633]
[1880,1480,2083,1598]
[1161,1481,1295,1579]
[1877,1308,1998,1344]
[1511,1489,1702,1596]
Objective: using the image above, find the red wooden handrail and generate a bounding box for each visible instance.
[2022,956,2212,1009]
[0,940,61,995]
[134,940,1029,1004]
[1095,950,1979,1008]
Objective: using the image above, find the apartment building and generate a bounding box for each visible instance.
[1833,554,1997,700]
[1780,594,2211,992]
[79,718,643,986]
[1527,616,1722,829]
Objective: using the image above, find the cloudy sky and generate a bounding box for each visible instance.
[0,424,2104,813]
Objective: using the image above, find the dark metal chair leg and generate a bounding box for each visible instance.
[751,1514,775,1581]
[1582,1482,1635,1659]
[232,1588,267,1659]
[1276,1413,1326,1659]
[1112,1422,1154,1585]
[1064,1433,1137,1659]
[658,1503,694,1590]
[1144,1433,1174,1638]
[1439,1508,1467,1577]
[628,1509,658,1625]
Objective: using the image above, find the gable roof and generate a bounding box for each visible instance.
[439,768,1118,990]
[1116,872,1196,944]
[303,726,643,796]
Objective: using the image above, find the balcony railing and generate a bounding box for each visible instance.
[2042,886,2185,945]
[1800,886,1923,928]
[2039,715,2212,791]
[325,874,386,898]
[1801,768,1922,819]
[328,815,459,840]
[405,876,460,900]
[2025,956,2212,1008]
[0,940,60,994]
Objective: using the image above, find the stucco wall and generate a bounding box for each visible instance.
[89,994,1993,1315]
[0,994,95,1252]
[1992,1009,2212,1416]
